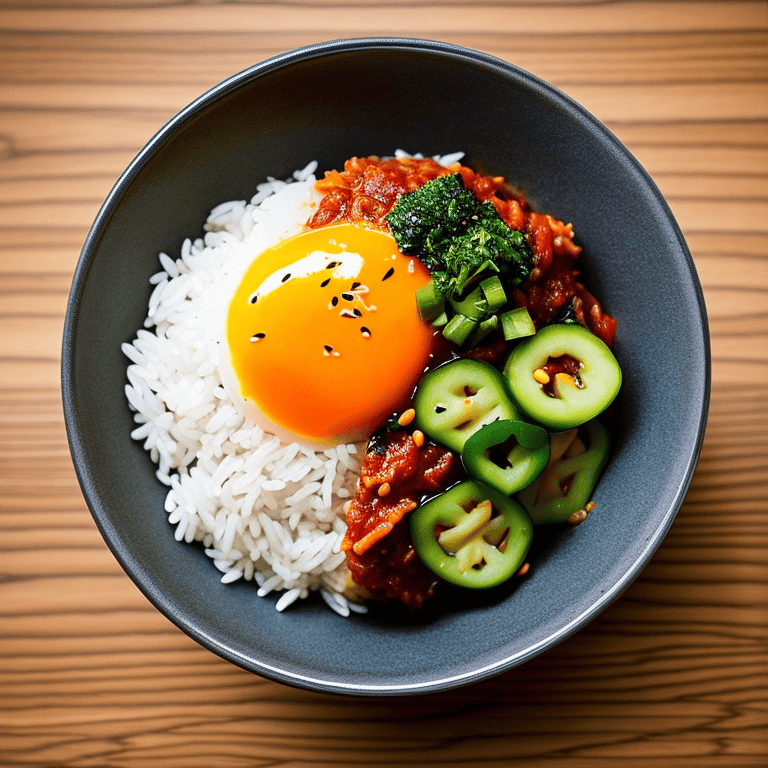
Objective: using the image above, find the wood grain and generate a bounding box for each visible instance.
[1,1,766,766]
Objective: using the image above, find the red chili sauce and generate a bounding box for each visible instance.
[341,431,460,609]
[540,354,585,397]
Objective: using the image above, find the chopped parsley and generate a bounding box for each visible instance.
[386,173,531,300]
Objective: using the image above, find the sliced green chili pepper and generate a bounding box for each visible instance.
[504,324,621,430]
[462,419,550,495]
[414,359,518,453]
[516,419,610,524]
[410,480,533,588]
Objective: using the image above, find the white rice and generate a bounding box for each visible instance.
[123,151,461,615]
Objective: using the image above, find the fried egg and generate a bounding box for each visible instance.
[220,223,435,446]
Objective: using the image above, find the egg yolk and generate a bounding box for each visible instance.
[226,223,435,445]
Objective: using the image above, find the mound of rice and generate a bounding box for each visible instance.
[122,152,462,616]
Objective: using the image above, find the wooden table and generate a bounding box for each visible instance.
[1,2,766,765]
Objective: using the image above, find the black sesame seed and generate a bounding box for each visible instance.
[340,310,356,318]
[434,404,446,413]
[250,332,266,342]
[352,308,363,318]
[324,344,333,353]
[331,296,339,307]
[341,292,354,301]
[351,281,361,290]
[326,261,338,269]
[360,326,371,337]
[281,273,291,283]
[382,267,395,281]
[320,278,331,288]
[249,294,258,304]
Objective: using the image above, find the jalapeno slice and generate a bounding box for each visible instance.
[461,419,550,495]
[414,359,518,453]
[504,324,621,430]
[517,419,610,524]
[410,481,533,589]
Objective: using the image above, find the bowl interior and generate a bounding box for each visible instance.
[63,40,709,694]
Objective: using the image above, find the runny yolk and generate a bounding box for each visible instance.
[226,223,435,445]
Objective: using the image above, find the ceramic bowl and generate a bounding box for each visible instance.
[62,38,709,695]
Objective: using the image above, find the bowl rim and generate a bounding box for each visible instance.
[62,37,711,695]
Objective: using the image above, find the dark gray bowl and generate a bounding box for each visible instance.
[62,38,709,695]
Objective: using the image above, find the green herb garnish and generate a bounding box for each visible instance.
[386,173,533,346]
[386,173,487,262]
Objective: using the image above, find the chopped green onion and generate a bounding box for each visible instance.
[449,285,487,319]
[431,311,449,328]
[415,279,445,322]
[500,307,536,341]
[443,313,478,346]
[466,313,499,347]
[459,258,499,296]
[480,275,506,311]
